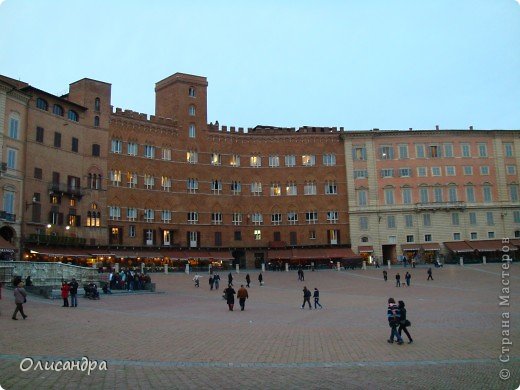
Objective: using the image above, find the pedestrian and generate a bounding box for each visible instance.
[387,297,403,344]
[228,272,233,287]
[193,273,200,287]
[383,270,387,282]
[258,272,263,286]
[12,281,28,320]
[427,267,433,281]
[398,300,413,343]
[300,269,305,281]
[225,284,236,311]
[69,278,79,307]
[245,273,251,288]
[297,268,302,281]
[412,258,416,268]
[405,272,411,287]
[375,260,380,269]
[395,273,401,287]
[237,284,249,311]
[313,288,323,309]
[213,273,220,290]
[61,281,70,307]
[301,286,312,309]
[209,275,214,290]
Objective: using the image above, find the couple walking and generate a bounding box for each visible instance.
[387,298,413,344]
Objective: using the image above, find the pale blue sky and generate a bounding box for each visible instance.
[1,0,519,130]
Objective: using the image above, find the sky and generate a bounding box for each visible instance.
[0,0,519,130]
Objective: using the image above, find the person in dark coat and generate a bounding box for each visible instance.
[69,278,79,307]
[395,273,401,287]
[313,288,323,309]
[245,274,251,288]
[383,270,388,282]
[398,300,413,343]
[301,286,312,309]
[12,281,28,320]
[237,285,249,311]
[225,285,236,311]
[209,275,214,290]
[387,297,403,344]
[427,267,433,280]
[258,272,263,286]
[405,272,411,287]
[228,272,233,287]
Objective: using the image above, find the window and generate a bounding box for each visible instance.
[509,184,519,202]
[144,208,155,222]
[304,181,317,195]
[354,170,368,179]
[445,166,456,176]
[461,143,471,157]
[417,167,427,177]
[424,234,432,242]
[109,206,121,220]
[398,144,408,159]
[384,188,395,205]
[127,208,137,221]
[187,151,198,164]
[434,187,443,203]
[431,167,441,176]
[478,143,488,157]
[232,213,242,225]
[162,176,171,191]
[404,214,413,228]
[380,146,394,160]
[286,181,297,196]
[406,235,414,243]
[6,149,16,169]
[127,172,137,188]
[111,139,122,154]
[402,188,412,204]
[359,216,368,230]
[234,231,242,240]
[162,148,171,161]
[36,98,48,110]
[231,181,242,195]
[36,126,44,143]
[325,180,337,195]
[416,144,425,158]
[486,211,494,226]
[250,156,261,167]
[189,124,196,138]
[305,211,318,224]
[161,210,172,223]
[381,169,394,178]
[187,212,198,224]
[188,87,196,97]
[419,187,429,203]
[214,232,222,246]
[309,230,317,240]
[271,213,282,225]
[188,105,195,116]
[230,154,240,167]
[285,155,296,167]
[71,137,79,152]
[87,205,101,227]
[488,232,495,239]
[211,212,223,225]
[129,225,136,237]
[287,211,298,225]
[423,213,431,227]
[466,186,475,202]
[269,155,280,167]
[470,232,478,240]
[327,211,339,223]
[110,170,121,186]
[428,145,441,158]
[270,182,281,196]
[507,165,516,175]
[54,132,62,148]
[399,168,411,177]
[211,179,222,194]
[211,153,222,166]
[34,167,42,179]
[448,186,458,202]
[92,144,100,156]
[443,143,454,158]
[254,229,261,240]
[251,182,262,196]
[480,166,489,175]
[323,154,336,166]
[53,104,64,116]
[88,174,101,190]
[302,155,315,166]
[504,143,514,157]
[8,114,19,139]
[483,185,492,203]
[469,212,477,225]
[144,174,155,190]
[514,211,520,223]
[67,110,79,122]
[453,232,461,240]
[451,212,460,226]
[357,189,367,206]
[387,215,396,229]
[463,166,473,176]
[127,142,138,156]
[353,146,366,160]
[251,213,263,225]
[144,145,155,159]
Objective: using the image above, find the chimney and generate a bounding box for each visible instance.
[469,125,474,130]
[435,125,439,130]
[408,128,413,131]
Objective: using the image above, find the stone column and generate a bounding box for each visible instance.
[459,256,464,266]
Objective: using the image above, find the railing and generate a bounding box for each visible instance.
[0,210,16,222]
[25,234,87,246]
[415,201,466,211]
[48,183,83,198]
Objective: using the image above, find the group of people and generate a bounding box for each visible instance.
[387,297,413,344]
[301,286,322,309]
[108,269,151,291]
[382,268,436,285]
[60,278,79,307]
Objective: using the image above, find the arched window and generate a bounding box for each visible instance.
[361,236,369,243]
[188,87,196,97]
[87,203,100,227]
[94,116,100,127]
[188,105,195,116]
[94,97,100,111]
[53,104,64,116]
[36,98,48,111]
[67,110,79,122]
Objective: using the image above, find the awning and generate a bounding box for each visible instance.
[444,241,474,253]
[268,249,293,260]
[401,244,422,251]
[112,251,162,259]
[421,243,441,251]
[358,245,374,253]
[90,252,117,257]
[29,248,91,258]
[165,250,187,259]
[0,236,16,253]
[184,250,212,259]
[466,240,517,252]
[269,247,362,260]
[207,251,234,260]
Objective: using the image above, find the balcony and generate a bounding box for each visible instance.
[415,201,466,212]
[0,210,16,222]
[48,183,83,199]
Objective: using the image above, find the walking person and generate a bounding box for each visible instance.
[237,284,249,311]
[387,298,403,344]
[193,273,200,287]
[69,278,79,307]
[258,272,263,286]
[245,274,251,288]
[228,272,233,287]
[300,269,305,281]
[225,284,236,311]
[12,281,28,320]
[395,273,401,287]
[313,288,323,309]
[427,267,433,281]
[301,286,312,309]
[209,275,214,290]
[61,281,70,307]
[383,270,387,282]
[213,273,220,290]
[405,272,411,287]
[398,300,413,343]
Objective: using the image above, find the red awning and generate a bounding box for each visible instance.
[112,251,162,259]
[401,244,422,251]
[293,247,361,260]
[165,250,187,259]
[444,241,474,253]
[358,245,374,253]
[467,240,517,252]
[421,243,441,251]
[184,250,212,259]
[268,249,293,260]
[208,251,234,260]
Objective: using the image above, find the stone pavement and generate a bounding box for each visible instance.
[0,264,518,389]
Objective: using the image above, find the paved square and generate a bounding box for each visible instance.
[0,264,518,389]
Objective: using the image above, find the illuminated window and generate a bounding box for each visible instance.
[230,154,240,167]
[110,170,121,186]
[270,182,281,196]
[286,181,297,196]
[250,155,261,167]
[162,176,171,191]
[254,229,261,240]
[302,154,315,166]
[211,153,222,166]
[187,151,198,164]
